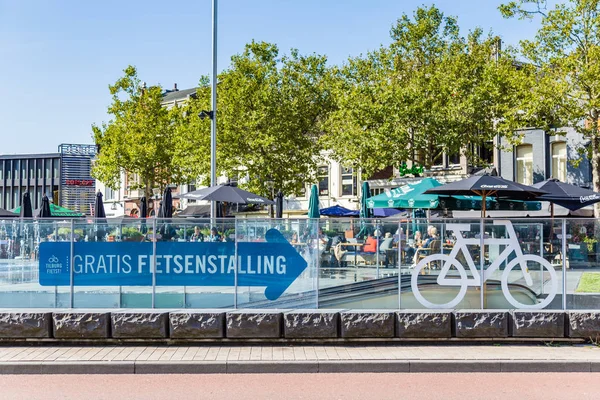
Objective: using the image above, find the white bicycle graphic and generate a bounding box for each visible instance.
[411,220,558,309]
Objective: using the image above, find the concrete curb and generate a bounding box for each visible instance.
[0,360,599,374]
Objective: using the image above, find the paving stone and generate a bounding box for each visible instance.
[169,311,227,339]
[0,311,52,338]
[111,311,168,339]
[340,311,394,338]
[284,310,339,339]
[512,311,565,338]
[568,311,600,339]
[396,311,451,338]
[53,312,110,339]
[226,310,283,339]
[454,310,508,338]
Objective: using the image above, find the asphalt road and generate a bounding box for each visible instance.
[1,373,598,400]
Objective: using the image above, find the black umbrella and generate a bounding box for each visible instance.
[176,184,274,204]
[94,192,106,218]
[532,179,600,211]
[20,193,33,218]
[275,191,284,219]
[94,192,107,241]
[424,175,548,217]
[140,197,148,219]
[158,187,173,239]
[36,195,52,218]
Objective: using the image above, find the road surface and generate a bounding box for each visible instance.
[1,373,598,400]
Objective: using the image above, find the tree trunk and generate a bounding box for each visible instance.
[593,136,600,218]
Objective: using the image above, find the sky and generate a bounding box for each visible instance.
[0,0,551,154]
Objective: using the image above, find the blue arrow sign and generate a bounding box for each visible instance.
[39,229,308,301]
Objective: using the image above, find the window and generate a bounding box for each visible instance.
[13,187,19,208]
[44,159,51,178]
[341,167,357,196]
[0,162,3,180]
[21,161,27,180]
[551,142,567,182]
[317,166,329,196]
[6,161,11,180]
[104,186,115,200]
[37,159,42,178]
[516,145,533,185]
[53,159,59,178]
[29,160,34,180]
[13,161,18,181]
[370,188,385,196]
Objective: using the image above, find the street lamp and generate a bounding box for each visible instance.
[266,178,275,219]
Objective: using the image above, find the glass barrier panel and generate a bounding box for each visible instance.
[155,218,234,309]
[317,217,400,309]
[566,218,600,309]
[235,218,317,309]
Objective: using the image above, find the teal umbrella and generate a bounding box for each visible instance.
[357,181,371,239]
[307,184,320,219]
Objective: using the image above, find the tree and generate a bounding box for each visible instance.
[500,0,600,216]
[92,66,191,200]
[179,41,333,197]
[323,6,523,177]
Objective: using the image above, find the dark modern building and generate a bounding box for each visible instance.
[0,144,96,214]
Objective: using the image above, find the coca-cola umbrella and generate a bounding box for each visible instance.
[532,179,600,214]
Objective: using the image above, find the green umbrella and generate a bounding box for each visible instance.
[357,181,371,239]
[307,184,320,219]
[13,203,84,217]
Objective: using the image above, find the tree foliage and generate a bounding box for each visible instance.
[178,41,333,196]
[500,0,600,214]
[92,66,191,199]
[322,5,523,177]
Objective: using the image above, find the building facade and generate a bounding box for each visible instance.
[0,144,96,214]
[499,128,592,187]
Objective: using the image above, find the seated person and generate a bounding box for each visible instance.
[318,228,329,253]
[209,227,222,242]
[191,226,204,242]
[290,231,299,244]
[362,233,378,253]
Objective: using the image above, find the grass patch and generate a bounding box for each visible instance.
[575,272,600,293]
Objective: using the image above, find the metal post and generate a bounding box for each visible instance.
[234,218,238,309]
[69,219,74,308]
[376,219,380,279]
[562,218,567,310]
[209,0,218,221]
[539,222,544,295]
[398,220,402,309]
[152,218,157,308]
[480,219,485,309]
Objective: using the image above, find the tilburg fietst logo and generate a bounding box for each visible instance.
[45,255,63,274]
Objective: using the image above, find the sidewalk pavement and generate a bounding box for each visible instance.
[0,344,599,374]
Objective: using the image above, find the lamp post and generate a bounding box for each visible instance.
[266,178,275,219]
[210,0,218,221]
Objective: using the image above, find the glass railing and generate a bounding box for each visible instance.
[0,216,597,310]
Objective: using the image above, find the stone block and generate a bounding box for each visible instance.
[284,310,339,339]
[454,310,508,338]
[53,312,110,339]
[226,310,283,338]
[0,311,52,338]
[396,311,451,338]
[340,311,394,338]
[111,311,168,338]
[512,311,565,338]
[568,311,600,339]
[169,311,226,339]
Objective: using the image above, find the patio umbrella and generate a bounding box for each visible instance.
[139,196,148,234]
[307,184,320,219]
[139,197,148,218]
[94,192,107,241]
[275,191,284,219]
[158,187,173,239]
[176,184,274,205]
[36,195,52,218]
[0,208,18,218]
[20,193,33,218]
[357,181,372,238]
[532,179,600,212]
[320,205,359,217]
[423,175,547,217]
